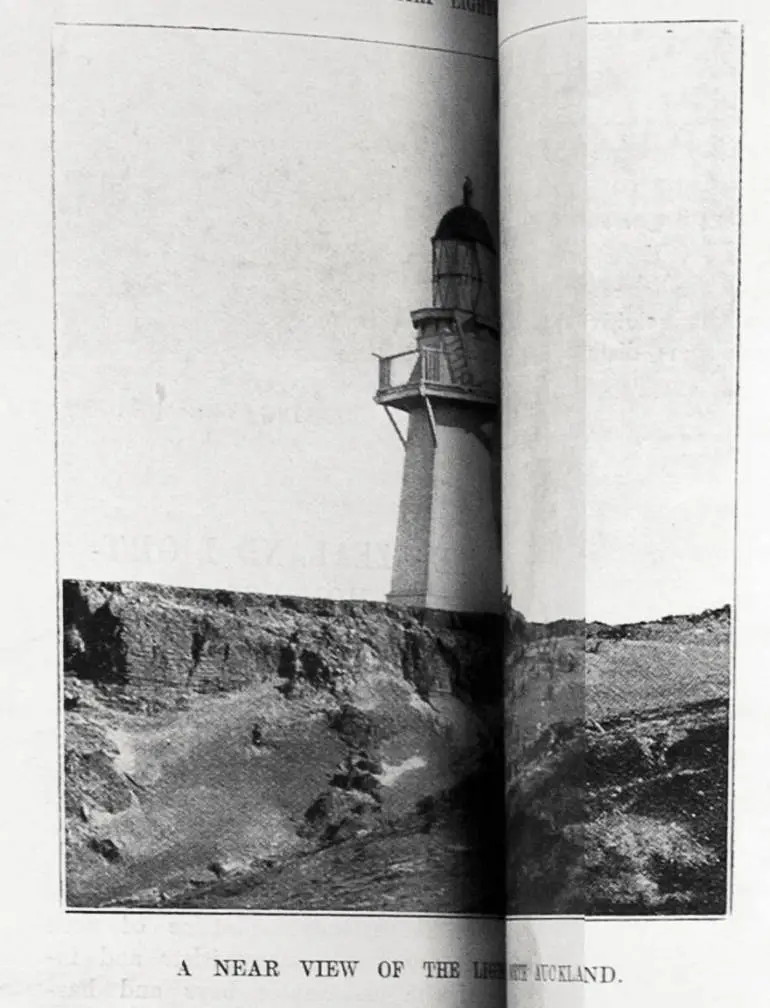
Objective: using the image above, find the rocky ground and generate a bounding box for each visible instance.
[63,581,729,916]
[505,603,731,916]
[63,580,505,913]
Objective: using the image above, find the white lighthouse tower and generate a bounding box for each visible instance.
[375,179,501,613]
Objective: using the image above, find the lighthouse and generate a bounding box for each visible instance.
[375,179,501,613]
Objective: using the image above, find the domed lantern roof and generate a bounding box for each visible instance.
[433,178,496,251]
[431,178,497,323]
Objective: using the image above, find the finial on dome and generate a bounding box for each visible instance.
[433,178,495,251]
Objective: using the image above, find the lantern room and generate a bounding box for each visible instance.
[374,176,502,612]
[431,177,497,325]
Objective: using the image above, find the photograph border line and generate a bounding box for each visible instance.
[503,15,744,925]
[499,15,586,49]
[53,15,743,922]
[64,909,728,921]
[51,16,501,922]
[53,20,498,64]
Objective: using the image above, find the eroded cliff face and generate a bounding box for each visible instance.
[63,580,502,704]
[62,580,504,912]
[505,606,731,916]
[64,581,727,914]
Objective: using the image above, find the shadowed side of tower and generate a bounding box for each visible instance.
[389,402,500,610]
[375,180,501,613]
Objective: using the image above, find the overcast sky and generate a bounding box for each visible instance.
[56,20,739,624]
[586,22,739,623]
[54,24,498,601]
[502,20,739,623]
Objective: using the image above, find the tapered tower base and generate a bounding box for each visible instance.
[387,402,501,613]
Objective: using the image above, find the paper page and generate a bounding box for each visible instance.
[500,0,770,1003]
[0,1,509,1005]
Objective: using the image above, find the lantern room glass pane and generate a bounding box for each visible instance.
[432,239,496,319]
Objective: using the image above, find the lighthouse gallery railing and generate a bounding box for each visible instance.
[376,347,458,392]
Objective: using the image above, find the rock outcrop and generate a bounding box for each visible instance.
[63,580,501,704]
[505,604,731,916]
[63,580,728,915]
[63,580,504,912]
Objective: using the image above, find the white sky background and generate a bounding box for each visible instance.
[55,25,498,601]
[502,18,739,625]
[501,17,587,625]
[56,18,738,624]
[586,21,740,624]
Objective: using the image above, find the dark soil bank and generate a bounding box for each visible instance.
[63,580,505,913]
[505,604,731,916]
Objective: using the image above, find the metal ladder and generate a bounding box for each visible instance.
[439,313,475,387]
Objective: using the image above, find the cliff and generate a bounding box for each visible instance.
[62,580,505,912]
[63,580,728,914]
[505,605,731,915]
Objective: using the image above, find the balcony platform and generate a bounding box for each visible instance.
[374,381,497,411]
[375,345,498,412]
